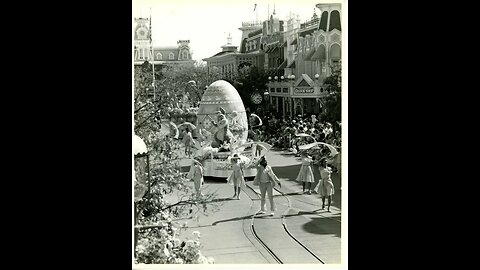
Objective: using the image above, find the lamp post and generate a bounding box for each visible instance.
[263,89,270,110]
[314,74,322,114]
[289,74,295,118]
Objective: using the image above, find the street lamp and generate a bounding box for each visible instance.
[263,89,270,107]
[280,75,284,80]
[268,76,272,81]
[315,73,320,80]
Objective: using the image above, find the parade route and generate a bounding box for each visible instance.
[175,148,343,264]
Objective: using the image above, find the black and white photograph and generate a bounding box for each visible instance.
[133,0,345,268]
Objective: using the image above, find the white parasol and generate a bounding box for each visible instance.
[134,134,148,155]
[249,113,263,127]
[298,142,339,156]
[238,141,272,152]
[178,122,197,131]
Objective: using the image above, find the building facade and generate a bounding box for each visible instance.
[133,17,195,67]
[203,3,341,119]
[262,14,290,118]
[203,22,266,80]
[267,3,342,118]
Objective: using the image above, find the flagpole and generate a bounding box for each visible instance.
[150,8,155,101]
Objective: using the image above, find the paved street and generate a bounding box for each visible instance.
[174,148,343,264]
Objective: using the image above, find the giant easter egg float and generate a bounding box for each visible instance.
[195,80,256,178]
[197,80,249,147]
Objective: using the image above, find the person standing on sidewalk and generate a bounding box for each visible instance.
[318,158,335,212]
[227,154,246,200]
[296,151,315,194]
[253,156,281,216]
[310,155,320,194]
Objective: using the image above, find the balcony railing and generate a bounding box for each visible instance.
[300,18,319,29]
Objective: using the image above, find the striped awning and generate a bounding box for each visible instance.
[310,45,326,61]
[304,48,316,61]
[278,59,287,69]
[287,60,296,68]
[265,45,279,53]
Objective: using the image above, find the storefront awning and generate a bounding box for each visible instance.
[287,60,296,68]
[310,44,326,61]
[304,48,316,61]
[278,59,287,69]
[267,69,277,77]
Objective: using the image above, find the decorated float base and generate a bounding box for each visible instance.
[200,150,258,179]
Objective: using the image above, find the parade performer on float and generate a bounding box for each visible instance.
[211,107,234,150]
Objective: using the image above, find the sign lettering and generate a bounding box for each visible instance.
[294,88,314,94]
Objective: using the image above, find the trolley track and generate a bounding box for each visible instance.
[282,192,342,223]
[245,184,326,264]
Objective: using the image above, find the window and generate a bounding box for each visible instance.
[169,52,174,60]
[329,43,341,59]
[276,88,281,93]
[283,88,288,93]
[329,10,341,31]
[182,51,188,59]
[156,53,162,60]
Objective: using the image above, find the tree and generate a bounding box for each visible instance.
[134,63,222,132]
[320,66,341,124]
[231,65,268,112]
[134,62,222,264]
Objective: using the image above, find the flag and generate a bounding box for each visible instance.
[254,3,257,11]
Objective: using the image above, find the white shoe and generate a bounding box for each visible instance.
[270,212,275,216]
[257,210,266,214]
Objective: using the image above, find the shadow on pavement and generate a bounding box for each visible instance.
[211,214,253,226]
[280,191,304,196]
[270,164,301,177]
[301,217,341,237]
[204,197,237,204]
[284,210,341,220]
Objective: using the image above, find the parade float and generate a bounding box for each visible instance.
[192,80,258,178]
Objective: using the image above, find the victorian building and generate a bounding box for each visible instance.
[133,17,195,67]
[203,21,265,80]
[262,13,289,117]
[203,3,341,118]
[267,3,342,118]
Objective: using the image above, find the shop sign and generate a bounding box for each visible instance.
[294,88,314,94]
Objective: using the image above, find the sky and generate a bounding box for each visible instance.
[133,0,343,62]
